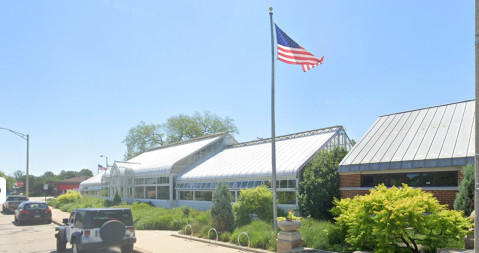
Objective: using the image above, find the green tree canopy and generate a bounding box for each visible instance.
[298,147,348,220]
[78,168,93,177]
[122,121,164,160]
[123,111,239,160]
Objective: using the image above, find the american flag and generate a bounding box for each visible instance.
[275,24,324,72]
[98,164,107,170]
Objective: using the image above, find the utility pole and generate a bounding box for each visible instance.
[475,1,479,252]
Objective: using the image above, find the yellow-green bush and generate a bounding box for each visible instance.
[56,190,82,205]
[332,184,473,253]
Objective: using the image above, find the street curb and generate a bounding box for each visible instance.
[170,233,272,253]
[52,218,152,253]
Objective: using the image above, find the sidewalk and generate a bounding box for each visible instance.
[50,207,270,253]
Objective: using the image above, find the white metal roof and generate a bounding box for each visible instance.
[79,173,103,187]
[339,100,475,172]
[177,127,342,181]
[127,135,223,177]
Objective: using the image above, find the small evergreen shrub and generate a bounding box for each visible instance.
[211,182,234,231]
[454,163,475,215]
[112,190,122,206]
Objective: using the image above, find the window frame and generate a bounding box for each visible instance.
[360,171,458,187]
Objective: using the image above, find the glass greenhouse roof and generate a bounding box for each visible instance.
[177,126,345,181]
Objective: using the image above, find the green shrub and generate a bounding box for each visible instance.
[219,231,231,242]
[56,190,82,205]
[211,182,234,231]
[112,191,122,206]
[298,147,347,220]
[332,184,473,253]
[230,220,276,251]
[233,185,274,227]
[455,164,474,215]
[300,218,334,250]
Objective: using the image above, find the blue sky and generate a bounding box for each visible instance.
[0,1,473,177]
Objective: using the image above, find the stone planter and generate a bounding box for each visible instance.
[278,220,301,232]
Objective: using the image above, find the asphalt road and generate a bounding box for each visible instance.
[0,204,125,253]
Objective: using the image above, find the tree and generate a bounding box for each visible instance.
[59,170,79,179]
[12,170,24,180]
[298,147,348,220]
[211,182,234,231]
[233,185,274,227]
[79,169,93,177]
[122,121,164,160]
[454,164,474,215]
[123,111,239,160]
[164,111,239,143]
[332,184,473,253]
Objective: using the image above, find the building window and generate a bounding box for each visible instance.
[195,191,212,201]
[405,174,420,186]
[390,174,402,186]
[157,186,169,200]
[134,187,144,199]
[361,175,374,187]
[146,186,156,199]
[440,172,457,186]
[423,173,437,186]
[179,191,193,200]
[360,171,458,187]
[277,192,296,204]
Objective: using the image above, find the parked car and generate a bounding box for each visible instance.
[55,208,136,253]
[2,195,29,214]
[14,201,52,225]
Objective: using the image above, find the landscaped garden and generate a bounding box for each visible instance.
[48,181,472,253]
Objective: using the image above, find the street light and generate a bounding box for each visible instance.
[100,155,108,170]
[0,127,29,197]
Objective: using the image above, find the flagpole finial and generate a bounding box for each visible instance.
[269,7,273,12]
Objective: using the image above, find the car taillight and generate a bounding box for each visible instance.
[20,210,29,214]
[129,226,135,233]
[45,209,51,213]
[84,230,90,237]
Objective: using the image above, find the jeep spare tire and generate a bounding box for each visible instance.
[99,220,126,244]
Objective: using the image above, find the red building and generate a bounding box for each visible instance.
[51,176,91,196]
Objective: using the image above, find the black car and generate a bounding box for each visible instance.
[2,195,29,213]
[14,201,52,225]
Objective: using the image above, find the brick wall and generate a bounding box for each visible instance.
[340,174,361,187]
[340,190,370,199]
[340,174,461,209]
[424,190,459,209]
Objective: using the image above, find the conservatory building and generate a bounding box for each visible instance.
[82,126,352,211]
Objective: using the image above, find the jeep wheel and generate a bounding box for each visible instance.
[72,240,87,253]
[121,244,134,253]
[56,235,66,252]
[99,220,126,244]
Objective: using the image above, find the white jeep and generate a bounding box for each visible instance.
[55,208,136,253]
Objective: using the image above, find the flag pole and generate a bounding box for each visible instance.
[269,6,278,232]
